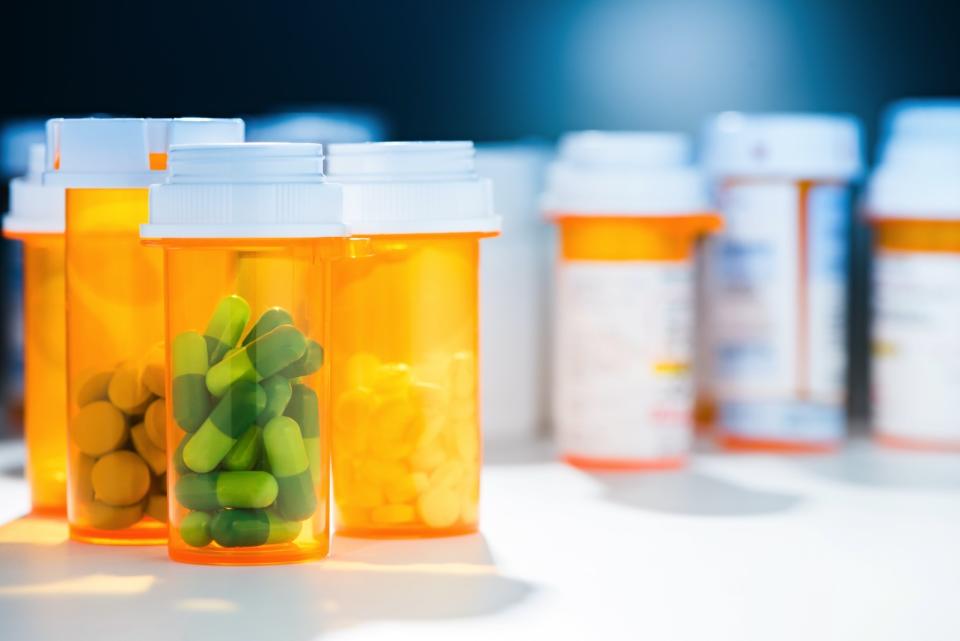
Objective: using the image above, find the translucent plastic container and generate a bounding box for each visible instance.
[3,144,67,514]
[45,118,244,544]
[700,113,862,452]
[144,143,344,564]
[867,100,960,451]
[543,132,721,470]
[325,142,499,537]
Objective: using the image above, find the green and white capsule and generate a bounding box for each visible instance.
[278,340,324,379]
[175,471,278,510]
[210,509,302,548]
[242,307,293,347]
[182,381,266,473]
[206,325,307,397]
[204,295,251,364]
[285,383,322,483]
[172,331,212,432]
[263,415,316,521]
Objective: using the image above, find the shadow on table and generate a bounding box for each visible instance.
[592,470,803,517]
[0,516,535,640]
[789,439,960,492]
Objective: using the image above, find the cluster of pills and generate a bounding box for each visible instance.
[333,350,480,532]
[171,296,324,549]
[70,346,168,530]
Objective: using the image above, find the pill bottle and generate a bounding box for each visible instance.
[866,100,960,451]
[45,118,244,545]
[542,131,720,470]
[3,144,66,514]
[144,143,344,564]
[475,142,552,442]
[700,113,863,452]
[325,142,499,537]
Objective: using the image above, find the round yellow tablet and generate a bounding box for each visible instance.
[84,500,144,530]
[108,361,153,414]
[417,487,460,528]
[146,493,168,523]
[144,399,166,450]
[91,451,151,507]
[76,370,113,407]
[70,401,127,457]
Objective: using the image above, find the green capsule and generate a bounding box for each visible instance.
[222,425,262,471]
[209,508,302,547]
[206,326,306,397]
[173,438,190,475]
[277,340,324,378]
[175,471,278,510]
[263,416,316,521]
[183,381,266,473]
[172,331,211,432]
[258,376,292,425]
[205,295,251,365]
[285,384,321,482]
[180,511,213,548]
[242,307,293,346]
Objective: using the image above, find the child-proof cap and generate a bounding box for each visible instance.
[702,112,863,180]
[4,144,65,234]
[867,99,960,219]
[541,131,709,216]
[43,118,244,188]
[324,141,499,235]
[142,143,346,239]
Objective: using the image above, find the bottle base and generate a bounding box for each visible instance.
[31,505,67,519]
[70,520,167,546]
[717,434,839,454]
[169,541,330,566]
[876,433,960,453]
[335,523,479,539]
[562,454,686,471]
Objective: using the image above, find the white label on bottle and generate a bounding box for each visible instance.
[873,250,960,444]
[554,260,693,460]
[703,182,848,442]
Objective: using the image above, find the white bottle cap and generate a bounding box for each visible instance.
[43,118,244,188]
[324,141,499,235]
[541,130,709,216]
[4,144,66,234]
[867,99,960,220]
[702,112,863,180]
[143,143,346,239]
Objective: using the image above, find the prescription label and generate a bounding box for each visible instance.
[554,260,692,459]
[703,182,849,442]
[873,251,960,444]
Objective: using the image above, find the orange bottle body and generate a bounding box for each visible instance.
[4,231,68,515]
[553,215,720,470]
[155,238,335,565]
[331,233,483,537]
[65,188,167,544]
[871,218,960,451]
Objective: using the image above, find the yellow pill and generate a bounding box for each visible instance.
[84,500,145,531]
[142,343,166,397]
[108,360,153,414]
[417,487,460,529]
[373,396,416,439]
[372,504,415,525]
[385,474,418,504]
[337,506,371,527]
[417,415,446,448]
[357,459,405,485]
[70,401,128,457]
[71,453,96,502]
[345,352,381,389]
[335,387,376,430]
[449,396,477,422]
[76,370,113,407]
[131,423,166,476]
[430,460,465,490]
[372,363,412,396]
[410,443,446,472]
[412,472,429,493]
[91,451,151,507]
[460,497,478,525]
[410,381,447,417]
[343,481,382,508]
[455,421,479,461]
[449,351,475,400]
[370,437,413,461]
[146,493,168,523]
[144,399,166,450]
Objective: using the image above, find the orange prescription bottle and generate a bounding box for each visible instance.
[700,113,863,452]
[3,144,67,514]
[45,118,244,544]
[325,142,499,537]
[542,132,721,470]
[144,143,344,564]
[866,100,960,451]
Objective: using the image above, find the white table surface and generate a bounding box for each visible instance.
[0,436,958,641]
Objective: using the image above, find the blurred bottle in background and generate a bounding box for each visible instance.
[866,99,960,451]
[699,113,863,452]
[475,142,552,442]
[245,106,386,144]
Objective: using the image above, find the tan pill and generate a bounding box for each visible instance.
[71,453,96,502]
[76,370,113,407]
[131,423,166,476]
[70,401,127,457]
[108,361,153,414]
[146,493,168,523]
[84,500,144,531]
[91,451,151,507]
[144,399,166,450]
